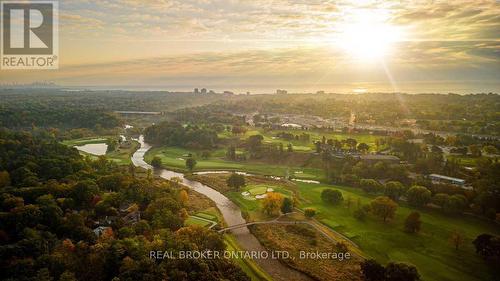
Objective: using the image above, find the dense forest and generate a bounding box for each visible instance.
[0,130,249,281]
[144,122,220,149]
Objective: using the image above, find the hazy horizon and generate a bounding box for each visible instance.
[1,0,499,93]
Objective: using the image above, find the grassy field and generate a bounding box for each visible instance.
[224,235,273,281]
[62,137,111,146]
[144,145,327,180]
[185,216,212,227]
[219,129,382,152]
[295,182,500,281]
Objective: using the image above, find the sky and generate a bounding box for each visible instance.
[1,0,499,94]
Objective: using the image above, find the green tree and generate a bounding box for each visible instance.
[151,156,162,168]
[404,211,422,233]
[384,181,405,201]
[361,259,385,281]
[71,180,99,209]
[406,186,431,207]
[226,173,246,190]
[432,193,450,207]
[281,197,294,214]
[443,195,468,214]
[357,143,370,153]
[185,158,197,172]
[483,145,498,155]
[370,196,398,222]
[360,179,383,193]
[321,189,344,205]
[385,262,420,281]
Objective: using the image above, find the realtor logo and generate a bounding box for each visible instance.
[1,1,59,69]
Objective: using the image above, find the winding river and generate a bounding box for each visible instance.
[132,136,312,281]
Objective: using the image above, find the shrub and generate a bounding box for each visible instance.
[304,208,316,218]
[321,189,343,205]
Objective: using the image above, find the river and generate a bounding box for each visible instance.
[131,136,312,281]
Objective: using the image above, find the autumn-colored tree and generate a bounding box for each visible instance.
[304,208,316,218]
[404,211,422,233]
[370,196,398,222]
[449,230,464,250]
[179,190,189,205]
[0,171,11,188]
[262,192,283,216]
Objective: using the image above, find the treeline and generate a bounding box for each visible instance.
[170,106,246,125]
[203,93,500,135]
[0,107,122,130]
[0,130,249,281]
[144,122,219,149]
[0,129,84,186]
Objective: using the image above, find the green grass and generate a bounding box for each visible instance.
[194,212,218,222]
[295,182,500,281]
[247,185,269,195]
[62,137,110,146]
[224,235,273,281]
[144,146,327,180]
[184,216,212,227]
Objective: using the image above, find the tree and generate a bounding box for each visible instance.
[469,144,482,157]
[370,196,398,222]
[281,197,294,214]
[346,138,357,151]
[384,181,405,201]
[151,156,162,168]
[449,230,464,250]
[0,171,10,188]
[431,193,450,207]
[360,259,385,281]
[262,192,283,216]
[404,211,422,233]
[226,146,237,160]
[185,158,197,172]
[406,186,431,207]
[304,208,316,218]
[384,262,420,281]
[71,180,99,209]
[357,143,370,153]
[443,195,468,214]
[226,173,246,190]
[360,179,383,194]
[178,190,189,205]
[353,208,367,221]
[483,145,498,155]
[472,234,500,261]
[321,189,344,205]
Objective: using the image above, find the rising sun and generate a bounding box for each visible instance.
[336,9,404,60]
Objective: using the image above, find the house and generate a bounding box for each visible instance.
[428,174,471,190]
[93,226,111,237]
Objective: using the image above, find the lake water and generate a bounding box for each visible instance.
[75,143,108,155]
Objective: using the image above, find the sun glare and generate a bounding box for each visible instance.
[336,9,404,61]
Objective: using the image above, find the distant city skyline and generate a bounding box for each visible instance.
[1,0,499,94]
